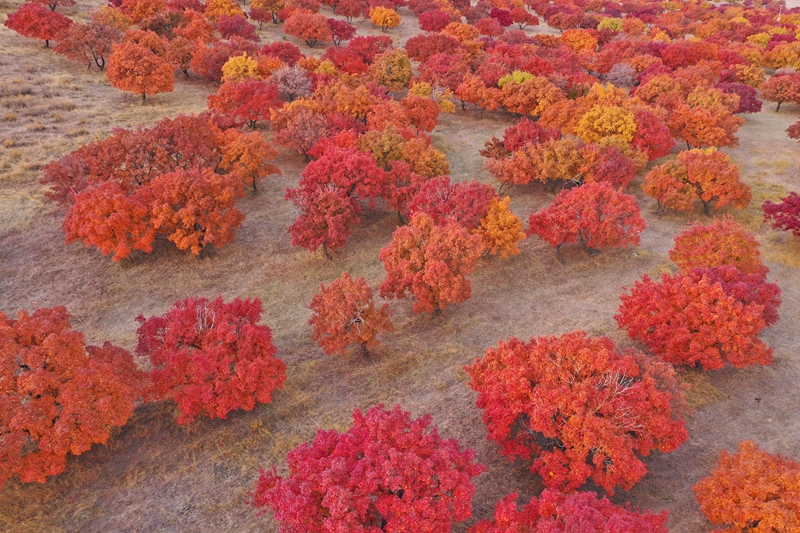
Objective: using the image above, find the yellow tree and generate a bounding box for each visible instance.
[575,105,637,145]
[370,7,401,32]
[221,53,262,82]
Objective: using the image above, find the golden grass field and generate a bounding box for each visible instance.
[1,1,800,531]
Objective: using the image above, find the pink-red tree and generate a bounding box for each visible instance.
[309,272,393,357]
[136,297,286,425]
[763,192,800,237]
[405,176,497,230]
[0,307,145,488]
[286,185,361,258]
[253,404,485,532]
[465,331,687,494]
[469,490,669,533]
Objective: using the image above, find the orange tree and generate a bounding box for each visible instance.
[669,216,768,277]
[283,11,332,47]
[106,41,174,102]
[465,331,688,494]
[136,297,286,425]
[309,272,393,357]
[380,213,484,314]
[643,148,751,215]
[370,6,401,32]
[0,307,145,488]
[693,441,800,533]
[616,266,781,370]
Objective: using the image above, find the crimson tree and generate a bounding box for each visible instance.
[253,404,485,532]
[764,192,800,237]
[136,297,287,424]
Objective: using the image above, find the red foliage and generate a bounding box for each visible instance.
[406,176,497,230]
[253,404,485,532]
[218,14,260,41]
[327,17,356,46]
[400,94,440,132]
[632,108,674,161]
[419,9,456,32]
[54,20,122,70]
[271,105,331,157]
[286,185,361,257]
[763,192,800,237]
[616,267,781,370]
[501,117,561,153]
[207,79,283,127]
[0,307,145,488]
[260,41,303,65]
[469,490,669,533]
[299,146,386,208]
[693,441,800,533]
[527,183,645,263]
[4,2,72,48]
[465,331,687,494]
[136,297,286,425]
[670,216,768,277]
[418,52,471,92]
[405,33,464,62]
[309,272,393,356]
[380,213,484,313]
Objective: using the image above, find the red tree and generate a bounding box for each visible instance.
[693,441,800,533]
[327,17,356,46]
[207,79,282,127]
[465,331,688,494]
[406,176,497,230]
[616,267,781,370]
[299,146,386,207]
[643,148,751,215]
[136,297,286,425]
[54,20,122,70]
[669,216,768,277]
[419,9,456,32]
[763,192,800,237]
[107,41,174,102]
[527,183,645,264]
[4,2,72,48]
[0,307,145,488]
[380,213,484,313]
[309,272,393,357]
[218,14,260,41]
[286,184,361,258]
[469,490,669,533]
[253,404,485,532]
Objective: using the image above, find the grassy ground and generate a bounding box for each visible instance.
[1,2,800,532]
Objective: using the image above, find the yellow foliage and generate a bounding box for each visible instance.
[315,59,338,75]
[221,53,262,82]
[597,17,624,32]
[410,81,432,97]
[746,32,771,47]
[476,197,526,258]
[204,0,245,22]
[442,22,481,42]
[370,6,401,31]
[576,105,637,145]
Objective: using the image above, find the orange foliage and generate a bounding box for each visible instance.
[106,42,174,102]
[475,196,526,258]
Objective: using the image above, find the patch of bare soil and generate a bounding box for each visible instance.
[1,3,800,533]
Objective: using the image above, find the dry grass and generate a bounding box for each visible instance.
[1,3,800,533]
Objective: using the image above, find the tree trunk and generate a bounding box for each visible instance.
[142,93,146,103]
[777,101,783,112]
[556,243,565,264]
[322,243,332,260]
[702,199,710,216]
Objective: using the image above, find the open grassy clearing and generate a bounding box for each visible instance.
[1,1,800,532]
